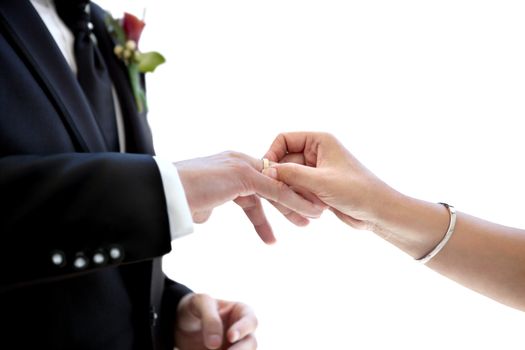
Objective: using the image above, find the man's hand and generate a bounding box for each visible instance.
[175,151,324,244]
[175,293,257,350]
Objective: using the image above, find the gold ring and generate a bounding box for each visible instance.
[262,158,270,171]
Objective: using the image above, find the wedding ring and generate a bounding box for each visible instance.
[262,158,270,172]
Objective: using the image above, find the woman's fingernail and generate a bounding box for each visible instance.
[207,335,222,349]
[230,330,240,343]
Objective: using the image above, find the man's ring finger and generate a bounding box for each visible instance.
[262,158,270,172]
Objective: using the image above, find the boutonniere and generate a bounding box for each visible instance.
[105,12,165,113]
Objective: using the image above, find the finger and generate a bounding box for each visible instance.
[225,334,257,350]
[193,210,212,224]
[262,164,327,212]
[248,169,323,218]
[235,153,323,217]
[280,152,306,165]
[264,132,312,162]
[226,334,257,350]
[263,133,292,162]
[255,158,277,173]
[262,163,322,197]
[267,199,310,226]
[234,195,276,244]
[290,186,327,209]
[264,132,332,166]
[190,294,224,349]
[176,293,201,333]
[226,305,258,344]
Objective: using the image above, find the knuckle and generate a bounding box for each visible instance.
[316,131,334,143]
[220,150,244,167]
[220,153,254,181]
[221,150,237,158]
[237,301,249,311]
[222,150,245,160]
[193,293,211,305]
[276,132,286,142]
[222,153,249,171]
[235,160,252,173]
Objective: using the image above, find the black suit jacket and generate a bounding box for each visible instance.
[0,1,191,349]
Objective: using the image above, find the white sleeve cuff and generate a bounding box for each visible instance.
[153,157,194,240]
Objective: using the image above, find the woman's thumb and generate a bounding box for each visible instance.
[263,162,320,192]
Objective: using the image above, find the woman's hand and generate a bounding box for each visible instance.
[263,132,398,231]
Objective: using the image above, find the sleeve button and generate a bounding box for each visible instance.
[73,254,88,270]
[93,251,106,265]
[50,251,66,267]
[109,247,122,260]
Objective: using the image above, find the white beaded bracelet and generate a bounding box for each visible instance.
[416,203,457,264]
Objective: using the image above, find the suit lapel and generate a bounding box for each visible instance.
[91,4,156,155]
[0,0,107,152]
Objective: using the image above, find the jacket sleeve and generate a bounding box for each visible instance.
[160,277,194,349]
[0,152,173,289]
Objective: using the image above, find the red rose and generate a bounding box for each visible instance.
[122,12,145,44]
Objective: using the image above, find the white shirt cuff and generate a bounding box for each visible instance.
[153,157,194,240]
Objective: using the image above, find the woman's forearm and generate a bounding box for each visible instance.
[376,193,525,311]
[265,132,525,311]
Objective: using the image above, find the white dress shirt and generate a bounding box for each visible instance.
[30,0,193,239]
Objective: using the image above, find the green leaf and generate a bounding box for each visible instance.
[137,51,166,73]
[104,12,127,44]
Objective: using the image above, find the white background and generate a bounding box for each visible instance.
[101,1,525,348]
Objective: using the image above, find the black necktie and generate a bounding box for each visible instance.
[55,0,119,151]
